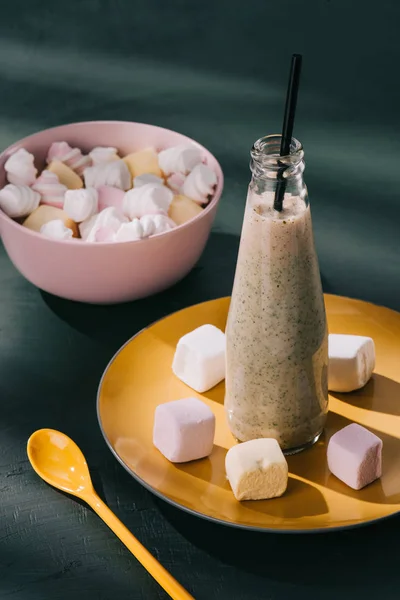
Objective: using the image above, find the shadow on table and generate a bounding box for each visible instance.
[40,231,240,348]
[155,495,400,588]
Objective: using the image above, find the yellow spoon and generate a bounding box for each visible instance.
[27,428,195,600]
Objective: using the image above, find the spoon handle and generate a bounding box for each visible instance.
[87,492,195,600]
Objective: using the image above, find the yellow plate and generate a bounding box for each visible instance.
[97,295,400,532]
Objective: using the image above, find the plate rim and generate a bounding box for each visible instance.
[96,294,400,534]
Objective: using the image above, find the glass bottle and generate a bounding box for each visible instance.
[225,134,328,454]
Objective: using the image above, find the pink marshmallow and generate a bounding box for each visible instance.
[97,185,125,212]
[166,172,186,193]
[94,226,116,242]
[153,397,215,463]
[47,142,92,176]
[327,423,382,490]
[32,170,67,209]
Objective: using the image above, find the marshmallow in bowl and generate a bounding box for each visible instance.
[133,173,164,188]
[40,219,74,240]
[89,146,119,165]
[114,214,176,242]
[83,160,131,191]
[158,144,203,175]
[4,149,37,186]
[182,164,217,205]
[97,185,125,212]
[23,205,79,237]
[123,184,173,220]
[140,214,176,237]
[79,206,128,242]
[168,194,203,226]
[46,142,91,176]
[32,170,68,209]
[64,188,98,222]
[166,172,185,193]
[93,227,116,242]
[0,184,40,218]
[48,160,83,189]
[123,148,162,179]
[150,214,176,235]
[114,219,144,242]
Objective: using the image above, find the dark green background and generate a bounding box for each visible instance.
[0,1,399,599]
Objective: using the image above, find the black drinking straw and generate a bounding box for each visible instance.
[273,54,303,212]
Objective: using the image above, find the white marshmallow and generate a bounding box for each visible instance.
[133,173,164,188]
[114,219,143,242]
[139,214,156,237]
[46,142,91,176]
[83,160,131,191]
[225,439,288,501]
[32,170,68,209]
[182,163,217,204]
[145,214,176,236]
[79,206,128,242]
[40,219,74,240]
[89,146,119,165]
[153,397,215,463]
[172,324,226,393]
[123,184,173,220]
[0,184,40,218]
[158,144,203,175]
[64,188,98,222]
[328,334,375,392]
[5,148,37,186]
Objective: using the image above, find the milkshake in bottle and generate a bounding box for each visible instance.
[225,135,328,454]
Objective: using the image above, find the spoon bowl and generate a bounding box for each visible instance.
[28,428,93,497]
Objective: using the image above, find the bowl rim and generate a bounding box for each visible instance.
[0,120,224,246]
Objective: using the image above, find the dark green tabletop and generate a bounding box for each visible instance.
[1,1,400,599]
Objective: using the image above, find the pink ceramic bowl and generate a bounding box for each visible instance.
[0,121,223,304]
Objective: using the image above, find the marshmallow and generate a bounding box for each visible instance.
[79,206,128,242]
[158,144,203,175]
[40,219,74,240]
[83,159,131,191]
[97,185,125,212]
[225,439,288,501]
[123,148,162,179]
[139,214,156,238]
[89,146,119,165]
[153,398,215,463]
[23,205,79,237]
[328,334,375,392]
[4,148,37,186]
[123,184,173,220]
[94,227,116,243]
[166,172,186,193]
[168,194,203,225]
[172,324,226,393]
[46,142,91,176]
[327,423,382,490]
[48,160,83,189]
[32,170,68,209]
[149,214,176,235]
[182,163,217,205]
[63,188,98,222]
[114,219,144,242]
[133,173,164,188]
[0,184,40,218]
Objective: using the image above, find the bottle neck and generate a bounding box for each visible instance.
[249,134,306,198]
